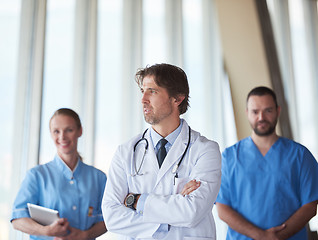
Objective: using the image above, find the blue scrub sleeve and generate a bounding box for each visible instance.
[215,149,232,206]
[11,169,39,221]
[299,148,318,205]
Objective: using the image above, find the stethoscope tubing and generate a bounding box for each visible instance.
[132,126,191,177]
[131,129,149,176]
[173,126,191,177]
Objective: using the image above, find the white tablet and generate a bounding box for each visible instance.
[27,203,60,226]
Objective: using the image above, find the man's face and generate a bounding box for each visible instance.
[246,94,280,136]
[140,75,177,126]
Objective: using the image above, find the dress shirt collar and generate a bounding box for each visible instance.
[150,119,184,152]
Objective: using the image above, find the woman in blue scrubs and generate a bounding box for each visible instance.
[11,108,107,240]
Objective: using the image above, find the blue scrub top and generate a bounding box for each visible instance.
[11,155,107,240]
[216,137,318,240]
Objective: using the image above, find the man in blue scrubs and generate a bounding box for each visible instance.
[216,86,318,240]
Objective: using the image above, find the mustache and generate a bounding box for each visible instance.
[143,104,152,109]
[256,120,270,125]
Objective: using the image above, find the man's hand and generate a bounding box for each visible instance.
[54,221,106,240]
[123,180,201,211]
[180,179,201,196]
[257,224,286,240]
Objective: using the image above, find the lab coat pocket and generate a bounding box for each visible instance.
[173,177,188,194]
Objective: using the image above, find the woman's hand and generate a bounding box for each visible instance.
[11,217,69,237]
[54,227,87,240]
[46,218,69,237]
[180,179,201,196]
[54,221,107,240]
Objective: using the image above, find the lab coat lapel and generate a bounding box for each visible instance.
[155,122,189,186]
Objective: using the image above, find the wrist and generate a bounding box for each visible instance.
[133,194,141,210]
[44,225,53,237]
[82,229,89,239]
[253,229,265,240]
[124,193,140,210]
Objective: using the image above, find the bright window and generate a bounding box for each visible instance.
[39,0,75,164]
[289,0,318,158]
[95,0,123,173]
[0,1,21,239]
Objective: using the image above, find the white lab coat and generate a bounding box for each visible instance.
[102,120,221,240]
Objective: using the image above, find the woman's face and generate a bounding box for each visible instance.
[50,114,82,158]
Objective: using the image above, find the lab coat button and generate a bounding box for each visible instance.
[72,205,77,210]
[70,180,74,184]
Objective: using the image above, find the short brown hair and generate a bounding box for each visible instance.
[247,86,278,108]
[135,63,190,114]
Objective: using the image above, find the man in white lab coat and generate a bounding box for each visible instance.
[102,63,222,240]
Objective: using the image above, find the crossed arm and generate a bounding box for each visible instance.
[12,217,106,240]
[216,200,317,240]
[125,179,201,209]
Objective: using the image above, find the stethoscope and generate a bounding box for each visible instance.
[131,126,191,182]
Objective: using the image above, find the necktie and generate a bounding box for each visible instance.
[157,139,168,168]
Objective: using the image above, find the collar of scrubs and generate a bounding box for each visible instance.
[54,154,82,180]
[248,136,282,157]
[150,119,184,154]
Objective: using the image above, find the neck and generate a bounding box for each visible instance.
[59,152,79,171]
[251,132,279,156]
[152,118,181,138]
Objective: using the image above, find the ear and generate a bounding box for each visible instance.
[277,106,281,117]
[174,95,185,106]
[78,127,83,138]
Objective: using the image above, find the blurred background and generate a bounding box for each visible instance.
[0,0,317,239]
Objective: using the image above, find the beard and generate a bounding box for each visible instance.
[253,120,277,136]
[144,115,160,125]
[143,104,173,125]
